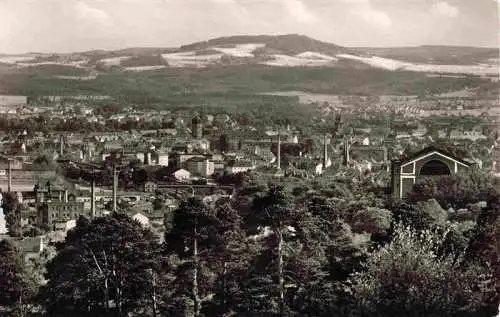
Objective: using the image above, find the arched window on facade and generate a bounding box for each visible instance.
[419,160,451,176]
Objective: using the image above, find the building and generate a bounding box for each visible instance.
[192,115,203,139]
[157,152,169,166]
[390,146,473,199]
[173,169,191,182]
[225,161,256,174]
[34,182,86,229]
[186,157,215,177]
[170,152,206,169]
[143,181,158,193]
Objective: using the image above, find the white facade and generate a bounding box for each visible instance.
[315,163,323,175]
[136,152,145,163]
[158,154,169,166]
[173,169,191,181]
[225,164,255,174]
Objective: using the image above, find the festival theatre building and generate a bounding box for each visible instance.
[391,146,473,199]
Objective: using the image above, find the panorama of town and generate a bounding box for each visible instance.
[0,12,499,316]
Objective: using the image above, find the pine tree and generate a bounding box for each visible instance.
[164,197,220,317]
[0,239,32,317]
[248,184,299,317]
[39,214,161,317]
[1,192,22,237]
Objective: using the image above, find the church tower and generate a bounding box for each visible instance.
[191,115,203,139]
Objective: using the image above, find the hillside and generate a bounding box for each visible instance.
[357,45,499,65]
[0,34,498,104]
[180,34,347,55]
[0,34,496,74]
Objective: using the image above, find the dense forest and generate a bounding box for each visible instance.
[1,64,493,100]
[1,172,499,317]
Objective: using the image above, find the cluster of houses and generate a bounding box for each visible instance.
[0,95,498,258]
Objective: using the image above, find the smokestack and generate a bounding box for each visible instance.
[7,159,12,192]
[91,170,96,218]
[323,134,328,169]
[343,138,350,166]
[277,133,281,170]
[112,166,117,212]
[59,135,64,156]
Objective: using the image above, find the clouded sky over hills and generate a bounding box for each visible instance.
[0,0,498,53]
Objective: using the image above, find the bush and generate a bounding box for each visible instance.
[407,173,493,209]
[351,207,392,236]
[351,224,498,317]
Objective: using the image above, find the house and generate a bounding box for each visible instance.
[173,169,191,182]
[450,129,487,142]
[143,181,158,193]
[19,236,45,262]
[225,161,256,174]
[390,146,474,199]
[190,138,210,151]
[254,146,276,165]
[157,129,178,137]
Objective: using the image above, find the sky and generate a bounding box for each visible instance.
[0,0,498,53]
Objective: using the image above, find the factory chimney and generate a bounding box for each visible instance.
[277,133,281,170]
[91,170,96,218]
[323,134,328,169]
[343,137,350,166]
[7,159,12,192]
[59,135,64,157]
[112,165,118,212]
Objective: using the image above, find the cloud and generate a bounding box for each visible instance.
[74,1,111,25]
[356,9,392,28]
[431,1,459,18]
[341,0,392,28]
[341,0,369,4]
[281,0,318,23]
[0,0,496,53]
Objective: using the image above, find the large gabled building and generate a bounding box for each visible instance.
[390,146,474,199]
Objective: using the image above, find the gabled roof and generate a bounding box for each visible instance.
[398,146,473,167]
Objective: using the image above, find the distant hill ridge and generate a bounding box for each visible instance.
[0,33,497,80]
[179,33,347,55]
